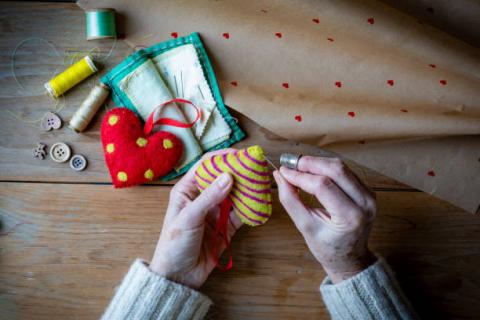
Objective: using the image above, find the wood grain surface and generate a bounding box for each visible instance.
[1,183,480,320]
[0,2,479,320]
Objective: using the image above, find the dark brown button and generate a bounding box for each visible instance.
[41,112,62,131]
[50,142,71,163]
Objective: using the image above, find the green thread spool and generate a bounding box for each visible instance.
[85,8,116,40]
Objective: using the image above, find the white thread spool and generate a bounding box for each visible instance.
[69,83,110,132]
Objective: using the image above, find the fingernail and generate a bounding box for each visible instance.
[216,173,231,188]
[279,166,289,176]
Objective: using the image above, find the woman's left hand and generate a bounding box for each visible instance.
[150,149,243,289]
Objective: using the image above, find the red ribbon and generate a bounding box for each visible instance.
[144,98,201,135]
[210,198,233,271]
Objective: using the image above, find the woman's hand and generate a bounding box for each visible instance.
[150,149,243,289]
[273,156,377,283]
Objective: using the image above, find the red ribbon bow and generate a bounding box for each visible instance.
[144,98,201,135]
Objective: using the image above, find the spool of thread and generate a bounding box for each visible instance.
[85,9,116,40]
[45,55,97,98]
[69,83,110,133]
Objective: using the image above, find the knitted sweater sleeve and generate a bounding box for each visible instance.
[320,257,418,320]
[101,259,212,320]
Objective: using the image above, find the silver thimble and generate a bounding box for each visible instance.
[280,153,302,170]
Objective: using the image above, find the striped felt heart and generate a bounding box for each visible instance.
[195,146,272,226]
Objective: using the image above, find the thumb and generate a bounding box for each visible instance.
[181,173,233,227]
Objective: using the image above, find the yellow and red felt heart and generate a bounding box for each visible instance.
[194,145,272,226]
[101,108,183,188]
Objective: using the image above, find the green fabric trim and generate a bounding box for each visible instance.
[101,32,245,181]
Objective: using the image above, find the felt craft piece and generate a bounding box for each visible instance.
[152,44,216,139]
[118,58,202,171]
[152,44,233,150]
[100,32,245,182]
[195,145,272,226]
[101,108,183,188]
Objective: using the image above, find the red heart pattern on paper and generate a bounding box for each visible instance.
[275,32,283,38]
[335,81,342,88]
[294,115,302,122]
[282,82,289,89]
[223,32,230,39]
[348,111,356,118]
[171,32,178,39]
[312,18,320,24]
[387,80,395,86]
[367,17,375,25]
[101,108,183,188]
[230,81,238,87]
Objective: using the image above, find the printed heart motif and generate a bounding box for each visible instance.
[348,111,356,118]
[275,32,283,38]
[387,79,395,86]
[195,146,272,226]
[223,32,230,39]
[282,82,289,89]
[230,81,238,87]
[294,115,302,122]
[335,81,342,88]
[312,18,320,24]
[440,80,447,85]
[367,17,375,25]
[171,32,178,39]
[101,108,183,188]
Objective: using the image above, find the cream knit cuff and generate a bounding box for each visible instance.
[320,257,418,320]
[102,259,212,320]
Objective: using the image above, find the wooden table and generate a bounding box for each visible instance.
[1,2,479,319]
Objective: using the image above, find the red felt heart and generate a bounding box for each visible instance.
[101,108,183,188]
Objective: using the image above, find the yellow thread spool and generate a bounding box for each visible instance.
[45,55,97,98]
[69,83,110,132]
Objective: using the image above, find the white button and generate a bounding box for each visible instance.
[50,142,71,163]
[41,112,62,131]
[69,155,87,171]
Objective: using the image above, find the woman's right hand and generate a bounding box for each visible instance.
[273,156,377,283]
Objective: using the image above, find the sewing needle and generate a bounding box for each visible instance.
[264,155,278,171]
